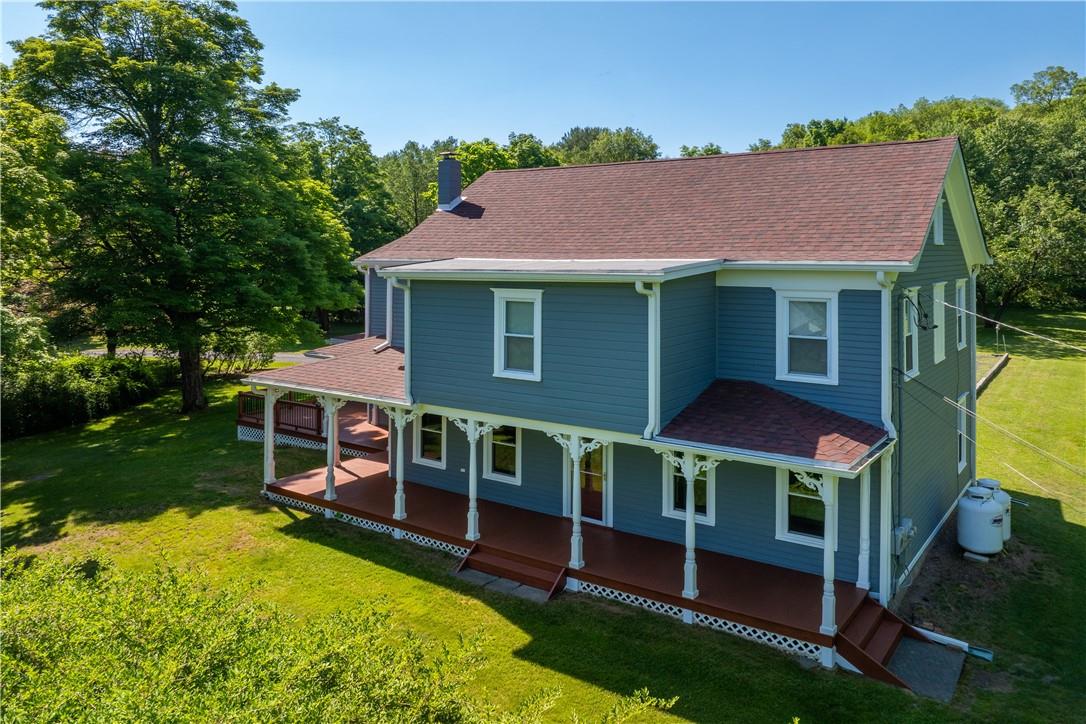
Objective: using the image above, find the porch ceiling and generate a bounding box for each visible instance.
[244,337,407,404]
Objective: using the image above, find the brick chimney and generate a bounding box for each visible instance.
[437,151,462,211]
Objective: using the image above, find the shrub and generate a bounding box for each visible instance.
[0,354,178,439]
[0,553,674,722]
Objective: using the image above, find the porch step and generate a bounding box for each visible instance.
[459,548,566,599]
[843,599,884,647]
[867,619,904,664]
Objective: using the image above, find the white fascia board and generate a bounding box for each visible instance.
[718,260,916,273]
[356,258,445,270]
[376,259,725,284]
[719,268,890,292]
[242,377,409,408]
[945,144,993,267]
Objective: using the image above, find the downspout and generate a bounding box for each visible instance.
[634,281,660,438]
[969,266,979,482]
[876,271,897,604]
[389,277,413,404]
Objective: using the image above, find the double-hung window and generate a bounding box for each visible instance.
[775,290,838,385]
[483,425,521,485]
[933,199,944,245]
[957,392,968,473]
[661,455,715,525]
[775,469,834,548]
[955,279,967,350]
[493,289,542,381]
[902,287,919,379]
[412,413,446,469]
[933,282,946,364]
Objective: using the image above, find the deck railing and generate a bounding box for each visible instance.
[236,391,323,437]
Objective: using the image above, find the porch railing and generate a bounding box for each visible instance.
[236,391,323,437]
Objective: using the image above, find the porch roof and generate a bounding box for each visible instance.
[659,379,887,468]
[244,337,407,404]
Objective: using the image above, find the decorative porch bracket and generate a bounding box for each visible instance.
[451,418,497,541]
[317,397,348,504]
[654,449,721,599]
[262,387,284,487]
[793,470,840,645]
[548,433,608,569]
[378,405,419,520]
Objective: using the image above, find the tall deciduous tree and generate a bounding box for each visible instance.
[679,143,724,157]
[507,132,561,169]
[291,118,403,256]
[12,0,357,411]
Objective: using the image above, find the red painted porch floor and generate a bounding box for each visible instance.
[266,457,866,646]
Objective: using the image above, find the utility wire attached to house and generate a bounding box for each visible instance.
[940,302,1086,354]
[900,371,1086,478]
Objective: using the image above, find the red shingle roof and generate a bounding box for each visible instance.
[246,338,406,403]
[360,138,958,265]
[660,380,887,467]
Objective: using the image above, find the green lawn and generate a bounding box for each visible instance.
[3,310,1082,721]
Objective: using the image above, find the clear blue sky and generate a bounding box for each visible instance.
[3,1,1083,155]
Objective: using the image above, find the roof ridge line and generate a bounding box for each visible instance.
[483,136,960,175]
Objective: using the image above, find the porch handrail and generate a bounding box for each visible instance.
[236,391,323,437]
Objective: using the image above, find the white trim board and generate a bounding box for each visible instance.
[660,456,716,526]
[483,425,522,485]
[412,413,448,470]
[775,289,839,386]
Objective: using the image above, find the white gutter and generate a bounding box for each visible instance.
[651,434,890,479]
[876,270,898,604]
[388,276,413,404]
[243,379,407,408]
[634,281,660,438]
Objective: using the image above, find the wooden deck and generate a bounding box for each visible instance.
[266,457,868,647]
[238,397,387,453]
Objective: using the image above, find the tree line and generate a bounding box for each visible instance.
[3,0,1082,415]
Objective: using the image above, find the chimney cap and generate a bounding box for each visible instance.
[439,150,457,160]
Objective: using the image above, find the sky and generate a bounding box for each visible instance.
[2,1,1083,156]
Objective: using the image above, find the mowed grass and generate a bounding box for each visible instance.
[3,310,1083,722]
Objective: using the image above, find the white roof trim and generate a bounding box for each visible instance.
[375,257,725,283]
[242,377,408,407]
[914,141,992,269]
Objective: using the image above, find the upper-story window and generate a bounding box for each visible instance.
[661,454,716,525]
[902,287,920,380]
[955,279,967,350]
[933,200,944,245]
[493,289,542,381]
[775,290,839,385]
[933,282,947,364]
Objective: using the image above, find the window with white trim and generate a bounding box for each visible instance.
[775,469,834,549]
[412,413,446,469]
[955,279,967,350]
[933,199,944,245]
[493,289,542,381]
[483,425,521,485]
[902,287,919,379]
[933,282,946,364]
[661,455,715,525]
[775,290,838,385]
[957,392,968,473]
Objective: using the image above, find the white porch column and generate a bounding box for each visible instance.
[550,433,607,569]
[452,418,495,541]
[654,449,720,599]
[381,406,418,520]
[319,397,347,502]
[794,471,838,668]
[878,450,894,606]
[857,467,872,590]
[262,387,283,488]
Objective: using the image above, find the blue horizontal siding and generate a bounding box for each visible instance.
[412,281,649,434]
[716,287,883,426]
[659,273,717,426]
[368,271,387,338]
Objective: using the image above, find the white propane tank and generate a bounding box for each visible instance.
[977,478,1011,541]
[957,486,1004,555]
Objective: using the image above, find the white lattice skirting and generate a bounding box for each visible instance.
[260,491,470,558]
[238,425,371,458]
[571,579,822,661]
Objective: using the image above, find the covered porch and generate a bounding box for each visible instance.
[264,455,869,657]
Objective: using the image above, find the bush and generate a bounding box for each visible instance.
[0,553,674,722]
[0,354,178,439]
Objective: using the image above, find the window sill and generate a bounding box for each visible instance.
[902,369,919,381]
[483,471,521,486]
[957,460,967,475]
[775,530,825,549]
[493,370,541,382]
[775,372,839,386]
[412,457,446,470]
[662,509,714,526]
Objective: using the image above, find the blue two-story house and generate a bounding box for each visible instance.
[241,137,991,690]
